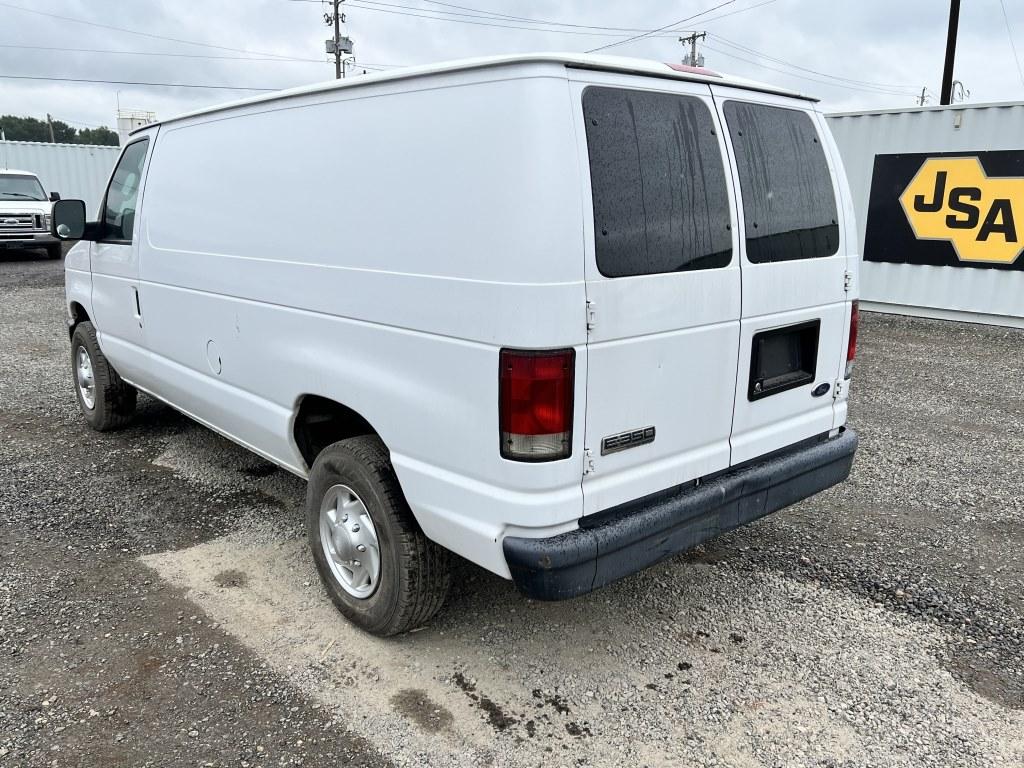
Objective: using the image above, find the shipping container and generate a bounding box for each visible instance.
[827,101,1024,328]
[0,139,120,216]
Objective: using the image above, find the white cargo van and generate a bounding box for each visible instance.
[56,54,859,635]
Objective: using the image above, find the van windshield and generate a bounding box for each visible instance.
[0,174,46,201]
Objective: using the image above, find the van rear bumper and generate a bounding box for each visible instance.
[503,428,858,600]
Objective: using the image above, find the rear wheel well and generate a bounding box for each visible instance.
[293,395,377,470]
[69,303,90,338]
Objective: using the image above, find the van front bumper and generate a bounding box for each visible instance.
[503,428,858,600]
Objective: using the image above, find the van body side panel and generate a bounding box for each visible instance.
[136,66,586,577]
[710,87,852,465]
[569,72,743,515]
[64,241,94,325]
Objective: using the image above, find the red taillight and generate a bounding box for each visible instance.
[499,348,575,461]
[845,300,859,379]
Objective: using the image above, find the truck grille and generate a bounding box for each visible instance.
[0,213,44,237]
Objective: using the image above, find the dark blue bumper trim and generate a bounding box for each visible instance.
[503,428,858,600]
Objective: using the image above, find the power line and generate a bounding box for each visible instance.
[289,0,655,33]
[998,0,1024,87]
[418,0,780,34]
[710,35,919,91]
[56,116,109,129]
[417,0,651,31]
[290,0,776,42]
[0,43,391,78]
[0,42,325,63]
[695,0,779,25]
[361,0,642,31]
[323,1,659,36]
[586,1,739,54]
[0,73,277,92]
[701,43,917,96]
[291,0,715,38]
[703,44,915,96]
[0,0,317,62]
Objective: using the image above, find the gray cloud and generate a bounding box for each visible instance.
[0,0,1021,131]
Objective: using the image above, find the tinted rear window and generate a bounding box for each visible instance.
[723,102,839,263]
[583,87,732,278]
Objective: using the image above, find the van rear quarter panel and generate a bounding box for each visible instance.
[137,65,587,576]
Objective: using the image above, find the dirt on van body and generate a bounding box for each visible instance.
[2,250,1023,767]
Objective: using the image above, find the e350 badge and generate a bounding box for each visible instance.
[601,426,655,455]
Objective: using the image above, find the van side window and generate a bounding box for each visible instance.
[723,102,839,263]
[102,138,149,243]
[583,87,733,278]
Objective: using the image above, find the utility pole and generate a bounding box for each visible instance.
[46,113,55,143]
[940,0,960,105]
[917,87,928,106]
[333,0,342,79]
[679,32,706,67]
[324,0,354,80]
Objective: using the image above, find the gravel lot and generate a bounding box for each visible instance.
[2,250,1022,767]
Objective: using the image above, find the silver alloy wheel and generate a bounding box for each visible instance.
[319,483,381,598]
[76,346,96,410]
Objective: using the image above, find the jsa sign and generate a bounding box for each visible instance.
[865,151,1024,271]
[901,157,1021,264]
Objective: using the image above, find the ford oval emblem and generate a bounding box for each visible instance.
[812,382,831,398]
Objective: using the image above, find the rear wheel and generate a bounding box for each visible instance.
[70,321,137,431]
[305,435,451,636]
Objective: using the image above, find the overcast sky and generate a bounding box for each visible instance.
[1,0,1022,132]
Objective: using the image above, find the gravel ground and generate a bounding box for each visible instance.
[2,250,1022,767]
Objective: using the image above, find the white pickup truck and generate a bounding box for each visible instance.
[1,169,63,259]
[55,54,859,635]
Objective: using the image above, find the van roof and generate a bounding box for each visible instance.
[0,169,40,177]
[143,52,817,132]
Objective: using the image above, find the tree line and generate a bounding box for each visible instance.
[0,114,119,146]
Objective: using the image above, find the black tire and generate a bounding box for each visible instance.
[46,243,63,260]
[306,436,451,636]
[70,321,137,431]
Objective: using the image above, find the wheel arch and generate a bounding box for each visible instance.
[292,394,383,472]
[68,301,91,338]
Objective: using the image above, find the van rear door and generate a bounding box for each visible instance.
[710,89,853,464]
[570,74,742,516]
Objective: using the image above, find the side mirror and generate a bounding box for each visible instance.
[49,191,61,202]
[51,199,87,240]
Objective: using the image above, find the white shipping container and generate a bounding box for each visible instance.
[827,101,1024,328]
[0,139,120,216]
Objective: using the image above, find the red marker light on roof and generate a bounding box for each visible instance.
[665,62,722,77]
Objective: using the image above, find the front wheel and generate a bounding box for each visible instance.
[70,321,137,431]
[305,436,451,636]
[46,244,63,260]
